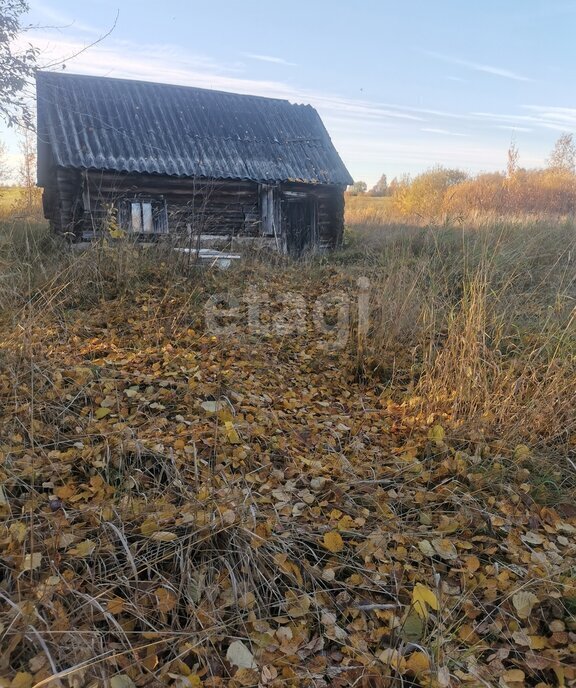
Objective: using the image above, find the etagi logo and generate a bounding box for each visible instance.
[204,277,371,350]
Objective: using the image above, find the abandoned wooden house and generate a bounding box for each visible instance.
[36,71,353,255]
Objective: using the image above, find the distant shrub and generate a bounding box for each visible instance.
[393,166,468,219]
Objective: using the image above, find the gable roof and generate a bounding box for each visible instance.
[36,71,353,186]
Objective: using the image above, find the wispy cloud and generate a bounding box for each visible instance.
[445,76,467,83]
[473,108,575,133]
[473,112,537,123]
[424,50,532,82]
[243,53,297,67]
[335,136,543,173]
[495,125,533,133]
[523,105,576,126]
[24,30,434,128]
[421,127,468,137]
[28,0,104,35]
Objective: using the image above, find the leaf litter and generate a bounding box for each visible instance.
[0,272,574,687]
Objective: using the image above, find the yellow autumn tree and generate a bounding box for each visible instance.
[393,165,468,219]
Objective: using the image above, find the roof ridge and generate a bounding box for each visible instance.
[35,70,309,108]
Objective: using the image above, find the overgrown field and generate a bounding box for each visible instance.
[0,217,575,687]
[0,187,24,215]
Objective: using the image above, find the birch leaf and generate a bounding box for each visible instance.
[428,424,445,444]
[412,582,439,619]
[110,676,136,688]
[226,639,257,669]
[323,530,344,553]
[10,672,33,688]
[431,538,458,560]
[21,552,42,572]
[68,539,97,557]
[95,406,111,419]
[512,591,539,619]
[224,420,241,444]
[150,531,178,542]
[405,651,430,675]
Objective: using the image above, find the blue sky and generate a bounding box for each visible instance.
[3,0,576,186]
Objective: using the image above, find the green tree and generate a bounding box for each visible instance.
[348,181,367,196]
[0,0,37,127]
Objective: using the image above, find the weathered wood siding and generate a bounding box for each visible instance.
[280,182,345,251]
[82,172,260,237]
[42,168,83,236]
[43,169,345,251]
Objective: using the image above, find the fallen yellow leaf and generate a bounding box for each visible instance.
[428,424,445,444]
[10,671,33,688]
[9,521,27,543]
[323,530,344,553]
[107,596,125,615]
[379,648,407,672]
[155,587,177,613]
[140,519,160,536]
[405,651,430,675]
[412,582,439,619]
[464,554,480,573]
[432,538,458,561]
[226,639,256,669]
[224,420,241,444]
[150,531,178,542]
[502,668,525,683]
[68,539,97,557]
[95,406,112,419]
[110,676,136,688]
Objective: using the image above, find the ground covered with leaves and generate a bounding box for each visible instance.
[0,256,575,687]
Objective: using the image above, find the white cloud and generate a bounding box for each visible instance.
[424,51,532,82]
[421,127,468,137]
[523,105,576,127]
[243,53,297,67]
[472,108,575,133]
[28,0,105,36]
[24,30,435,129]
[473,112,539,124]
[538,122,574,132]
[337,135,545,185]
[494,125,533,133]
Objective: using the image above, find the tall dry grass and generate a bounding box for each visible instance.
[344,195,395,225]
[0,218,208,318]
[344,221,576,456]
[2,216,575,453]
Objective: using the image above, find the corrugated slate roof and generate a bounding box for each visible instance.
[36,71,353,185]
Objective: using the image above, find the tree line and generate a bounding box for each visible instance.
[348,134,576,218]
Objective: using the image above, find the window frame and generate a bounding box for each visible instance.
[123,197,168,235]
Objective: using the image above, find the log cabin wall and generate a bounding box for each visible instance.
[42,168,83,236]
[51,170,347,251]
